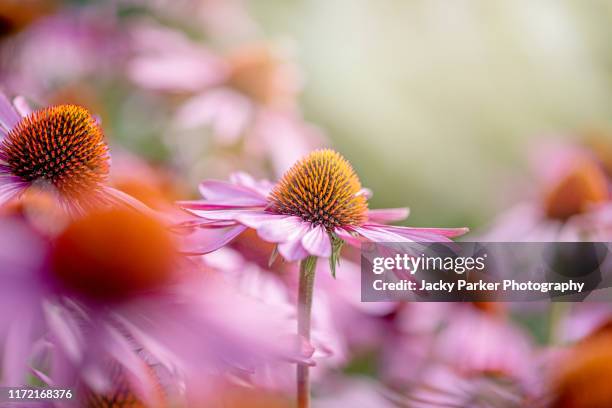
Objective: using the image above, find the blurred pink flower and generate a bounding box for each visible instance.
[128,23,324,175]
[0,209,306,405]
[484,141,611,241]
[0,9,125,99]
[180,149,468,262]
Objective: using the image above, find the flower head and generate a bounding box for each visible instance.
[269,149,367,230]
[180,149,468,264]
[1,104,109,199]
[0,93,148,214]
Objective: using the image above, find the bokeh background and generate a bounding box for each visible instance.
[250,0,612,227]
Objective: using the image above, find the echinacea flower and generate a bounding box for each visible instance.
[0,93,145,214]
[484,141,611,241]
[549,332,612,407]
[128,23,324,176]
[180,149,468,265]
[180,149,467,408]
[0,208,305,406]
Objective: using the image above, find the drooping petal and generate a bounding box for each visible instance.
[234,211,287,228]
[103,324,164,407]
[103,187,165,221]
[12,96,32,117]
[0,180,26,206]
[278,238,309,261]
[334,228,365,247]
[42,302,84,364]
[229,172,275,197]
[198,180,267,206]
[302,225,332,257]
[367,208,410,224]
[182,224,247,254]
[370,224,469,239]
[257,216,306,243]
[0,93,20,137]
[352,225,413,243]
[181,207,258,221]
[2,314,34,386]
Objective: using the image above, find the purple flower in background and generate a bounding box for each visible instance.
[485,141,611,241]
[128,23,324,175]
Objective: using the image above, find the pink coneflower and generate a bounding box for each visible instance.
[0,208,305,406]
[128,24,324,176]
[485,141,611,241]
[0,93,145,214]
[180,148,468,408]
[181,149,468,263]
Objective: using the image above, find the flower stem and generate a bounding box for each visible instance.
[297,256,317,408]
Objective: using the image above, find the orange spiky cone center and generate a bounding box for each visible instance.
[1,104,110,200]
[269,149,368,230]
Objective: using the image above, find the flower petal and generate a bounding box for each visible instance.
[374,224,470,239]
[199,180,267,206]
[335,228,364,248]
[0,181,26,206]
[2,314,33,386]
[257,216,306,243]
[367,208,410,224]
[42,302,84,363]
[181,224,247,254]
[12,96,31,117]
[356,224,469,243]
[0,93,19,137]
[301,225,332,257]
[278,238,309,261]
[234,211,287,228]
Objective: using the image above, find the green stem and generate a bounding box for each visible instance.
[297,256,317,408]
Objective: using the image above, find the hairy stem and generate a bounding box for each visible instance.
[297,256,317,408]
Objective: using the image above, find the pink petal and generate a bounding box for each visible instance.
[0,181,26,206]
[0,93,19,136]
[278,238,309,261]
[353,225,411,242]
[234,211,287,228]
[181,224,247,254]
[367,208,410,223]
[198,180,268,206]
[2,314,33,386]
[229,172,274,197]
[257,216,306,243]
[103,324,161,407]
[181,207,256,221]
[301,225,332,257]
[42,302,84,363]
[375,224,469,239]
[356,224,468,243]
[12,96,32,117]
[103,187,164,221]
[334,228,364,248]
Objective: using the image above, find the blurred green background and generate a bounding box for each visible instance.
[249,0,612,228]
